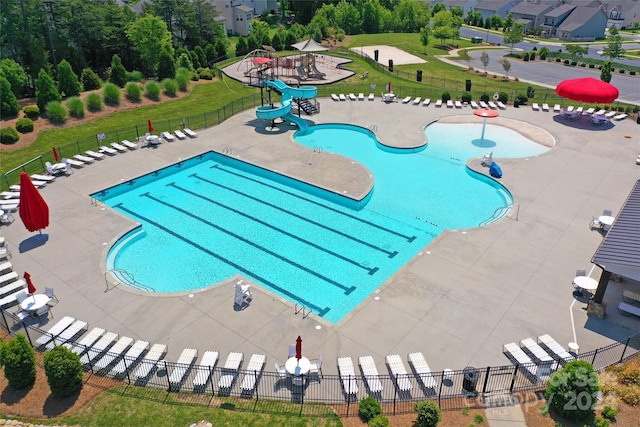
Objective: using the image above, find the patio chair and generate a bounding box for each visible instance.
[183,128,197,138]
[173,130,186,140]
[121,140,139,149]
[45,287,59,305]
[218,352,243,389]
[275,362,289,380]
[34,304,52,322]
[331,93,339,101]
[80,332,119,366]
[422,98,431,106]
[288,344,296,358]
[133,343,168,380]
[99,145,118,155]
[308,355,323,379]
[63,158,83,169]
[93,336,134,372]
[502,342,538,380]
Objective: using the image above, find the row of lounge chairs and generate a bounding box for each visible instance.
[532,103,628,120]
[0,257,27,309]
[331,93,375,101]
[503,334,575,381]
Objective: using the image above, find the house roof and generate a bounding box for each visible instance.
[235,5,253,13]
[545,4,576,18]
[510,1,552,15]
[592,179,640,281]
[474,0,514,12]
[557,6,603,32]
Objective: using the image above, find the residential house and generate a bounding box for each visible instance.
[473,0,518,21]
[600,0,640,29]
[540,3,577,38]
[216,1,254,36]
[428,0,479,15]
[508,1,554,32]
[556,6,608,41]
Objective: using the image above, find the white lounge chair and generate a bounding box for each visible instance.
[68,327,106,356]
[111,340,150,376]
[594,109,606,116]
[121,140,138,149]
[0,278,23,296]
[46,161,67,175]
[337,356,358,395]
[183,128,197,138]
[368,93,375,101]
[339,94,346,101]
[358,93,365,101]
[11,181,46,191]
[73,154,95,163]
[537,334,575,364]
[0,192,19,200]
[80,331,118,365]
[31,173,56,182]
[408,352,437,389]
[413,97,421,105]
[497,101,506,109]
[553,104,561,113]
[585,107,596,115]
[0,271,18,286]
[479,100,489,108]
[520,338,558,374]
[348,93,357,101]
[455,100,462,108]
[45,320,88,350]
[241,353,267,391]
[385,354,412,391]
[402,96,412,104]
[85,150,105,160]
[542,103,549,112]
[446,99,453,108]
[532,103,540,111]
[470,100,479,109]
[331,93,340,101]
[566,105,574,112]
[619,302,640,317]
[34,316,76,347]
[0,261,12,274]
[576,106,584,115]
[358,355,383,393]
[503,342,538,379]
[161,131,176,142]
[168,348,198,390]
[0,287,26,308]
[93,336,134,371]
[193,350,219,389]
[110,142,128,152]
[218,352,243,389]
[63,158,83,169]
[613,113,627,120]
[488,101,497,109]
[134,343,167,380]
[435,99,443,107]
[99,145,118,155]
[422,98,431,106]
[173,130,186,140]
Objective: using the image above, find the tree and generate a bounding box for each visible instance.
[546,360,599,422]
[419,26,431,53]
[177,53,194,71]
[0,59,28,97]
[503,22,524,54]
[564,44,588,58]
[214,39,228,61]
[57,59,81,97]
[109,54,128,88]
[393,0,430,33]
[335,0,362,35]
[0,76,20,117]
[36,69,61,111]
[433,26,452,46]
[126,15,174,77]
[414,400,441,427]
[498,58,511,79]
[194,46,207,68]
[235,37,249,57]
[600,61,613,83]
[157,47,176,80]
[81,68,102,91]
[204,44,216,63]
[249,19,271,47]
[480,51,490,74]
[0,334,36,390]
[602,26,626,61]
[458,49,471,68]
[362,0,384,33]
[44,346,83,398]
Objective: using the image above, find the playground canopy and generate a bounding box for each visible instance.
[292,38,329,52]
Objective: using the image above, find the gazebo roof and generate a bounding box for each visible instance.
[291,38,329,52]
[592,179,640,281]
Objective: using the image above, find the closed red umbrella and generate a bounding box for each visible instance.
[18,172,49,233]
[24,272,36,294]
[295,336,302,360]
[147,119,154,133]
[52,147,60,162]
[555,77,619,104]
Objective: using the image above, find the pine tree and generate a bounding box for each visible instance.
[36,69,61,111]
[109,54,127,87]
[157,47,176,80]
[57,59,81,97]
[0,76,20,117]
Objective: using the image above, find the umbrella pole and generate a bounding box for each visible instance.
[480,118,487,141]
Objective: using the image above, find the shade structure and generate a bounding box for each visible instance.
[147,119,154,133]
[18,172,49,233]
[473,109,499,142]
[251,57,272,64]
[25,272,36,294]
[291,38,329,52]
[295,336,302,360]
[555,77,619,104]
[52,147,60,162]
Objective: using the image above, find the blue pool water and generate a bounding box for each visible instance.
[94,122,548,323]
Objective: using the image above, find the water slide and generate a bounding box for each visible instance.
[256,80,317,130]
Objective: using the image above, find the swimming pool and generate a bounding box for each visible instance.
[94,122,547,323]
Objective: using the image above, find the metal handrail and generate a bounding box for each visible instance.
[105,268,154,292]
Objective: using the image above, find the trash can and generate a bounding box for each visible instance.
[462,367,478,395]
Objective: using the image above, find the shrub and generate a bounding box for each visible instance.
[103,82,120,106]
[616,361,640,385]
[81,68,102,90]
[461,92,472,103]
[594,415,610,427]
[480,93,490,102]
[546,360,599,422]
[618,384,640,405]
[441,92,451,101]
[515,93,528,103]
[45,101,68,123]
[474,413,484,424]
[619,69,626,74]
[44,346,83,398]
[86,92,102,112]
[631,71,636,75]
[57,59,81,97]
[523,52,529,61]
[145,81,161,100]
[125,82,142,102]
[571,61,577,66]
[369,415,389,427]
[601,405,617,420]
[563,59,570,64]
[589,64,595,68]
[414,400,441,427]
[66,96,84,118]
[0,76,20,116]
[580,63,586,67]
[530,51,536,60]
[498,92,509,103]
[0,127,19,144]
[540,52,546,60]
[126,70,144,82]
[0,334,36,389]
[176,68,190,91]
[199,68,214,80]
[15,117,34,133]
[23,105,40,119]
[162,78,178,96]
[109,54,127,87]
[36,69,61,111]
[358,396,382,422]
[526,86,535,98]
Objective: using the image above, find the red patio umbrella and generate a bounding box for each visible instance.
[555,77,619,104]
[295,336,302,360]
[52,147,60,162]
[474,108,499,142]
[147,119,154,133]
[18,172,49,233]
[25,272,36,294]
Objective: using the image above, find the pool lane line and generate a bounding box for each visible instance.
[113,202,331,316]
[137,193,358,296]
[191,172,400,259]
[168,182,380,276]
[208,164,417,243]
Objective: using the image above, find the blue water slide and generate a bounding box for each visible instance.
[266,79,317,99]
[282,112,308,132]
[256,80,317,122]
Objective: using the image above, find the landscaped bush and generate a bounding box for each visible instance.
[461,92,472,103]
[198,68,214,80]
[571,61,577,66]
[44,346,83,398]
[0,334,36,389]
[81,68,102,90]
[498,92,509,103]
[175,68,190,91]
[66,96,85,118]
[619,69,626,74]
[358,396,382,422]
[546,360,599,422]
[515,93,528,104]
[125,82,142,102]
[480,93,490,102]
[103,82,120,106]
[594,415,611,427]
[563,59,570,64]
[580,63,587,67]
[631,71,637,75]
[530,51,536,60]
[144,81,161,100]
[0,127,19,144]
[23,105,40,119]
[441,92,451,101]
[523,52,529,61]
[162,78,178,96]
[15,117,34,133]
[589,64,595,68]
[126,70,144,82]
[540,52,546,60]
[369,414,390,427]
[414,400,441,427]
[45,100,68,123]
[601,404,618,420]
[86,92,102,112]
[556,58,561,62]
[618,384,640,405]
[0,76,20,116]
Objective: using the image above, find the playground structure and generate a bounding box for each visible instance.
[255,79,318,131]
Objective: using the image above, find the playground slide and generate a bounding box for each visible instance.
[309,62,326,78]
[256,80,317,124]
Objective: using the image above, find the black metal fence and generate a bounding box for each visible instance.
[2,310,639,417]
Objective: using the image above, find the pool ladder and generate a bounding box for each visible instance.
[369,124,377,131]
[307,145,323,165]
[222,146,233,156]
[479,203,519,226]
[295,303,310,319]
[105,269,154,292]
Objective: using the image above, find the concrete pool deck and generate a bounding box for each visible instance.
[3,99,640,375]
